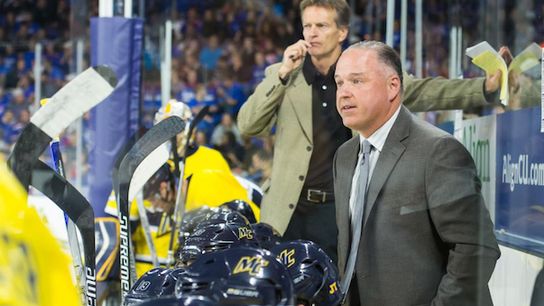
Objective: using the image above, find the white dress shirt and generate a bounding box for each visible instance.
[349,106,402,221]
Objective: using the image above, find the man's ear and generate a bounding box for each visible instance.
[388,75,401,102]
[338,26,348,44]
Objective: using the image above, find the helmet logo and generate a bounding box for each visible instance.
[233,256,269,275]
[329,281,339,295]
[238,226,254,239]
[226,287,259,298]
[277,249,296,268]
[136,280,151,292]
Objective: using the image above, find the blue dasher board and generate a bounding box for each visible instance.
[496,106,544,257]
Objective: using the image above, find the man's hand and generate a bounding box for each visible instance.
[278,40,311,81]
[485,70,501,94]
[484,46,515,94]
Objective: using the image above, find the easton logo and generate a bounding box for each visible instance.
[233,256,269,275]
[277,249,296,268]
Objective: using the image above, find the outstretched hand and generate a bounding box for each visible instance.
[485,70,501,94]
[484,46,516,94]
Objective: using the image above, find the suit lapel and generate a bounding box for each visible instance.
[337,137,360,273]
[286,70,313,144]
[364,106,411,225]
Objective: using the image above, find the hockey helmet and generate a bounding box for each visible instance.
[154,99,192,124]
[250,222,282,250]
[124,268,185,305]
[271,240,342,306]
[194,209,250,229]
[179,222,259,265]
[176,247,294,305]
[220,199,257,223]
[131,295,217,306]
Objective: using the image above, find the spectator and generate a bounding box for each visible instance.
[210,113,242,147]
[7,88,28,116]
[217,76,246,116]
[216,131,245,172]
[4,57,27,89]
[246,149,272,186]
[199,34,223,79]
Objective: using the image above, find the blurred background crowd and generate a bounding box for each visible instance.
[0,0,543,187]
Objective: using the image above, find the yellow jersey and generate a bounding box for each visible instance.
[104,145,260,277]
[0,159,81,306]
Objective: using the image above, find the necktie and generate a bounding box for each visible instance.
[341,140,372,301]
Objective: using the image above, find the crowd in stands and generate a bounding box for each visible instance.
[0,0,543,185]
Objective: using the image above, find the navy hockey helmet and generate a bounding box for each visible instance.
[179,206,216,238]
[123,267,186,306]
[271,240,342,306]
[194,209,250,229]
[131,295,217,306]
[250,222,282,250]
[179,222,259,265]
[176,247,295,305]
[220,199,257,223]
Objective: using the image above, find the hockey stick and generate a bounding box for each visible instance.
[6,66,115,306]
[41,98,87,303]
[166,105,210,268]
[114,116,185,299]
[112,133,170,271]
[128,143,170,269]
[108,132,159,269]
[8,65,117,188]
[31,160,97,306]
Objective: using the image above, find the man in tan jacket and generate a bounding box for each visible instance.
[237,0,501,262]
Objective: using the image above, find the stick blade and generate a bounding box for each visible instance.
[31,160,95,270]
[31,65,117,138]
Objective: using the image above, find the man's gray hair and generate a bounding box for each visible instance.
[347,41,404,91]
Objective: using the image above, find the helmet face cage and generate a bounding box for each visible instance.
[271,240,342,306]
[124,268,185,305]
[176,247,295,306]
[220,199,257,223]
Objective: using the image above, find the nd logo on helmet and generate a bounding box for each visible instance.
[233,256,269,275]
[277,249,296,268]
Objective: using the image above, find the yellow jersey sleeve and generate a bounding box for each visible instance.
[0,160,81,306]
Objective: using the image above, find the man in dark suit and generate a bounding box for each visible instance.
[333,41,500,306]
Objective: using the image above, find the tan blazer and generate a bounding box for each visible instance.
[238,62,490,234]
[333,106,500,305]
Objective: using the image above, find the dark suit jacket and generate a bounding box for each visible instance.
[333,106,500,306]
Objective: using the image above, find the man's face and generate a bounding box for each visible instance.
[301,6,347,59]
[335,48,400,137]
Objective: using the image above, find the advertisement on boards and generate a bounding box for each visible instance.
[454,114,497,220]
[496,106,544,256]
